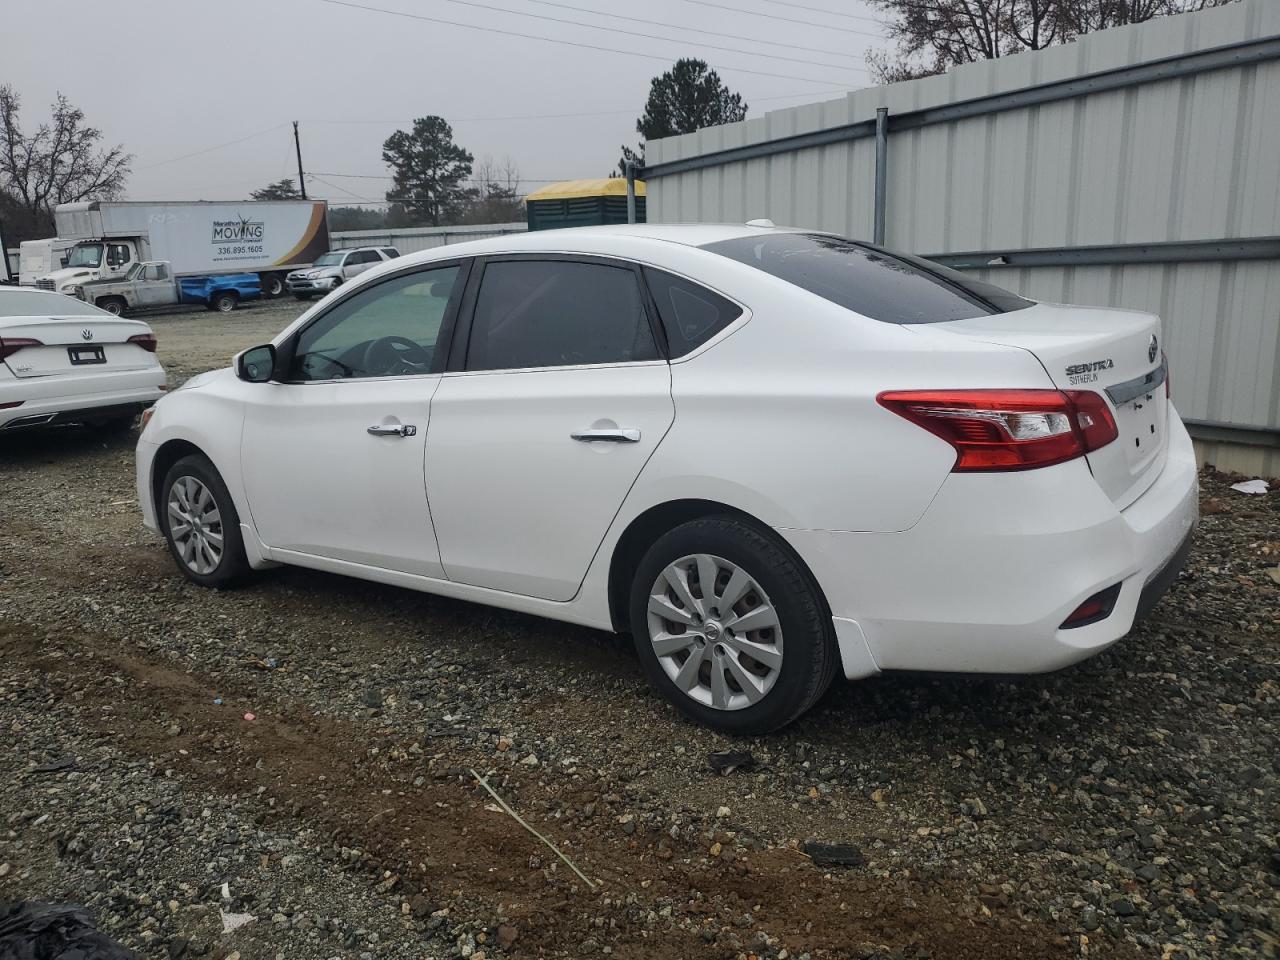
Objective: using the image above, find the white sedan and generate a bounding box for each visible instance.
[1,286,166,432]
[136,224,1198,732]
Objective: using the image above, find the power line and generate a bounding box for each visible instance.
[315,0,857,85]
[678,0,885,37]
[311,171,565,182]
[516,0,870,61]
[428,0,865,72]
[304,85,858,126]
[754,0,888,25]
[137,123,289,169]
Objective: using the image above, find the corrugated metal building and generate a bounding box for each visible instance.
[645,0,1280,475]
[329,221,526,255]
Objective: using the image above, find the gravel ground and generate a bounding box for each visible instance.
[0,300,1277,959]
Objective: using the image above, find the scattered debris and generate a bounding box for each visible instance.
[248,657,279,671]
[708,749,755,776]
[1267,567,1280,586]
[470,768,597,890]
[800,841,867,868]
[219,909,256,934]
[243,713,256,722]
[0,901,136,959]
[1230,478,1270,495]
[28,756,76,775]
[213,698,222,706]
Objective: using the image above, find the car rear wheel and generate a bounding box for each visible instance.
[160,454,251,588]
[629,516,838,733]
[97,297,126,316]
[210,292,238,313]
[261,274,284,297]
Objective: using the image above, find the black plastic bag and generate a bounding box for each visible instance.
[0,901,135,960]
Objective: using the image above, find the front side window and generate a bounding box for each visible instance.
[289,265,461,381]
[701,233,1033,324]
[466,260,658,372]
[124,262,145,280]
[106,243,132,268]
[313,251,345,267]
[143,263,168,281]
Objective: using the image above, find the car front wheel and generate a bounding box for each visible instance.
[629,516,838,734]
[160,454,251,588]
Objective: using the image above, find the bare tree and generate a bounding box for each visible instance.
[867,0,1238,82]
[460,155,524,225]
[0,86,131,235]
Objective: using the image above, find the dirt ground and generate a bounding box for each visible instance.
[0,298,1276,960]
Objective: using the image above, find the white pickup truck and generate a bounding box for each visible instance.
[74,261,262,315]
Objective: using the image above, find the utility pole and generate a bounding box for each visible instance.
[293,121,308,200]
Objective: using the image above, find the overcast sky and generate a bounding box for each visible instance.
[6,0,893,206]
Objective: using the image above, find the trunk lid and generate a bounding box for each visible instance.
[2,314,157,379]
[931,302,1169,508]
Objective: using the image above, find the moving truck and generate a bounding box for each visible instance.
[37,200,329,298]
[18,238,76,286]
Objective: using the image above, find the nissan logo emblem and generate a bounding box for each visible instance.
[1148,334,1158,364]
[81,328,94,341]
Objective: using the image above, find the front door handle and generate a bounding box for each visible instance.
[571,427,641,443]
[367,423,417,437]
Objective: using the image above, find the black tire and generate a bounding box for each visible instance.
[211,291,238,313]
[160,454,252,589]
[293,293,312,301]
[261,273,284,298]
[629,516,838,734]
[97,297,126,316]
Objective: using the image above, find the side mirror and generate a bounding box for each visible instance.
[235,344,277,383]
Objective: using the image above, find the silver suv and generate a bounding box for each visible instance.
[287,247,400,300]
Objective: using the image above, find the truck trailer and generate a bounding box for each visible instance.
[36,200,329,298]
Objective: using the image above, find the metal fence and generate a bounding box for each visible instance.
[329,221,526,255]
[645,0,1280,475]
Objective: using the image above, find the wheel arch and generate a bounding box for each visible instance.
[149,438,208,521]
[605,498,831,633]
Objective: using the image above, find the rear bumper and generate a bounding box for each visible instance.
[783,409,1200,679]
[0,372,166,431]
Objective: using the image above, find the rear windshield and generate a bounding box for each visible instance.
[700,233,1032,323]
[0,290,109,318]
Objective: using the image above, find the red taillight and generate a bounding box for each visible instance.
[0,336,43,361]
[127,332,157,353]
[877,388,1119,472]
[0,400,23,410]
[1061,583,1122,628]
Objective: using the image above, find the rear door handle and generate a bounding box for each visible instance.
[571,427,641,443]
[367,423,417,437]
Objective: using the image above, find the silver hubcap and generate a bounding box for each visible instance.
[217,299,233,312]
[167,476,223,574]
[647,553,784,711]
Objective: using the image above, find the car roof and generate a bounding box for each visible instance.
[389,222,807,267]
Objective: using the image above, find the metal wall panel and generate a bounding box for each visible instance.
[328,222,526,255]
[646,0,1280,452]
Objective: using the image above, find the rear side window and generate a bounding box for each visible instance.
[643,268,741,358]
[0,290,111,317]
[381,248,401,259]
[467,260,658,371]
[700,233,1032,324]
